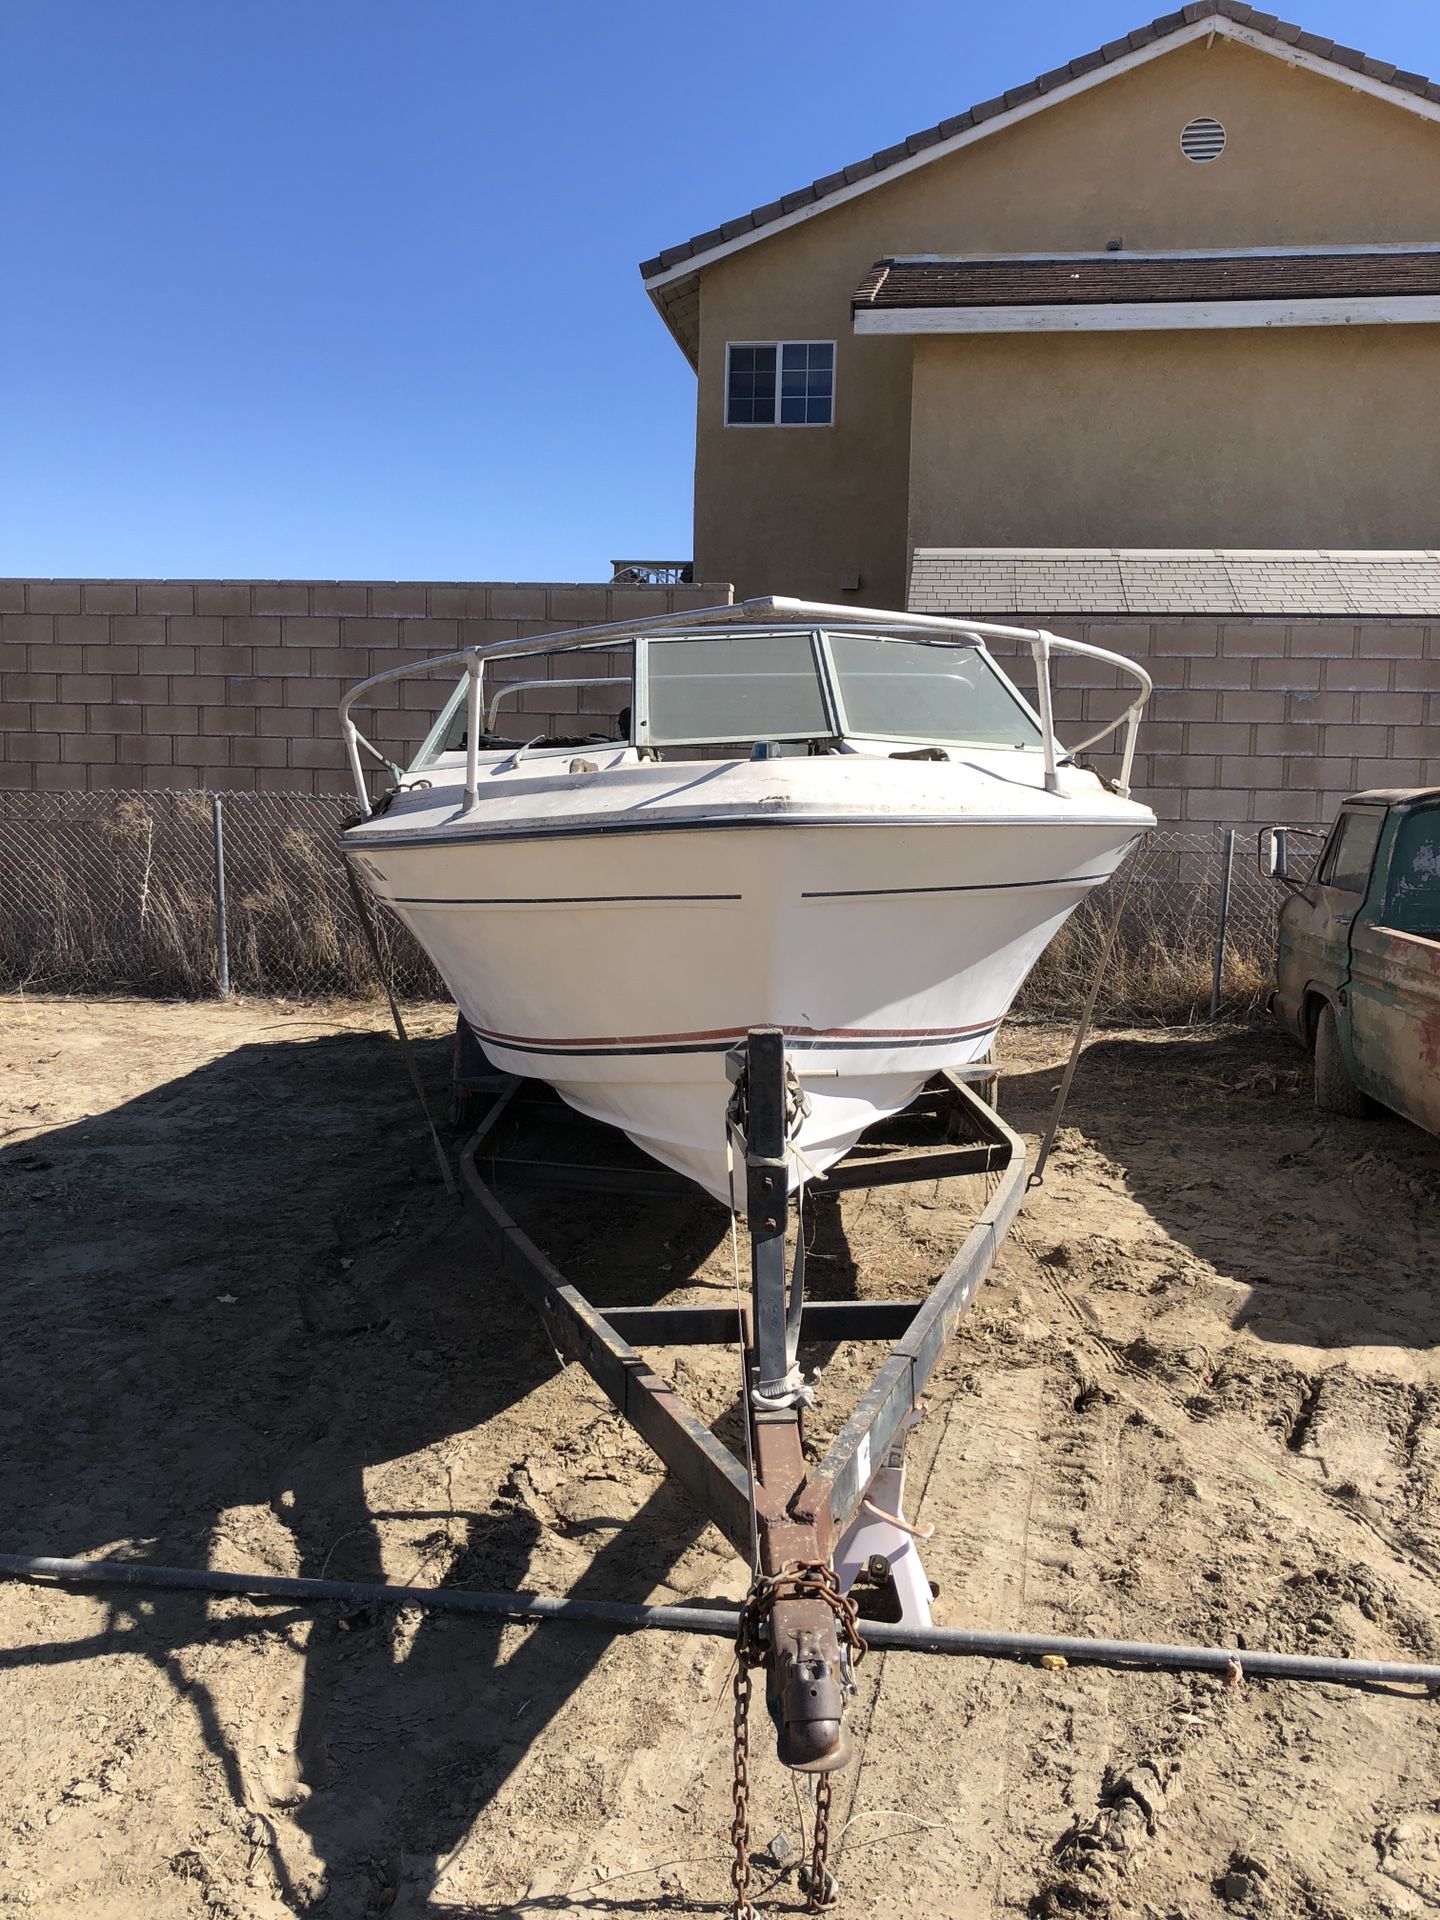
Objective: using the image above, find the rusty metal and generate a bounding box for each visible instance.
[760,1559,867,1775]
[751,1414,846,1771]
[1272,791,1440,1136]
[456,1032,1026,1783]
[727,1029,852,1773]
[730,1649,758,1920]
[806,1775,837,1911]
[728,1562,864,1906]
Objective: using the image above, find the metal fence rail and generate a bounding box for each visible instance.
[0,789,1295,1012]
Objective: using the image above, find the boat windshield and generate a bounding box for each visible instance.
[644,632,829,745]
[827,633,1042,750]
[639,627,1042,751]
[406,623,1045,769]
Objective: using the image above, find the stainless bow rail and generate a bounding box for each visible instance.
[337,593,1154,819]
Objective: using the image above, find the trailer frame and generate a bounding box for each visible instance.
[455,1025,1026,1771]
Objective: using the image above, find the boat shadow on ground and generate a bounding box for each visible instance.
[998,1025,1440,1352]
[0,1027,743,1916]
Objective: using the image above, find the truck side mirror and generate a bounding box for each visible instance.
[1260,826,1301,891]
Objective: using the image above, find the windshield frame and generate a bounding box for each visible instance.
[817,627,1045,753]
[634,622,1047,754]
[633,625,839,748]
[407,621,1052,769]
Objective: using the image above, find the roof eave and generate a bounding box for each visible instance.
[637,6,1440,303]
[646,270,702,370]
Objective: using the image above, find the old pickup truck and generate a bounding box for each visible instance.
[1269,788,1440,1131]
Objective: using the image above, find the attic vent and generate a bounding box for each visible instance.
[1181,116,1227,162]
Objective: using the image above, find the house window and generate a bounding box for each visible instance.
[726,342,834,426]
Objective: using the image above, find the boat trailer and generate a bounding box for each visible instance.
[5,1017,1440,1913]
[456,1023,1023,1882]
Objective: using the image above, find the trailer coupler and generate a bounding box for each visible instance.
[737,1560,865,1772]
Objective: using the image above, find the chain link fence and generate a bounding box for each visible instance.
[0,789,1297,1017]
[0,790,440,999]
[1019,820,1307,1023]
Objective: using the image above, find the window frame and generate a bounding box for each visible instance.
[633,626,837,747]
[1317,806,1385,895]
[724,339,837,429]
[819,629,1045,752]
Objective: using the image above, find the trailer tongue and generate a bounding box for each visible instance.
[456,1023,1025,1901]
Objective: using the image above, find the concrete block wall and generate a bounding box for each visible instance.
[0,580,731,796]
[994,615,1440,827]
[3,590,1433,823]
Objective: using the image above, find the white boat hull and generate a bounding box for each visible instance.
[350,812,1138,1202]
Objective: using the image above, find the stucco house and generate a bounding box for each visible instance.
[640,1,1440,826]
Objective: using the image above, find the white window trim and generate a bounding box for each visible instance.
[725,340,837,428]
[854,296,1440,336]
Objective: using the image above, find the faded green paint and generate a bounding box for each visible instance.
[1275,790,1440,1136]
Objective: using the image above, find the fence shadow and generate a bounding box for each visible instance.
[1,1025,730,1914]
[1001,1025,1440,1352]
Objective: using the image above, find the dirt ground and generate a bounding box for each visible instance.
[2,994,1438,1920]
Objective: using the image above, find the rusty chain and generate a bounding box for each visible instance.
[809,1774,836,1910]
[730,1655,756,1920]
[728,1560,866,1918]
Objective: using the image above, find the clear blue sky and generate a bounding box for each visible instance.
[3,0,1436,582]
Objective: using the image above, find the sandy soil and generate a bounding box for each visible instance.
[1,993,1438,1920]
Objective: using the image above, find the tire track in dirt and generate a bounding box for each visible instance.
[7,1007,1440,1919]
[1013,1225,1440,1614]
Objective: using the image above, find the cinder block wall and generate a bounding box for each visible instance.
[3,590,1434,822]
[0,580,730,796]
[993,616,1440,827]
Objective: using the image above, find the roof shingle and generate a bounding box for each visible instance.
[908,548,1440,617]
[853,250,1440,311]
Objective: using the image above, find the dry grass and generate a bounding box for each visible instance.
[1017,875,1275,1025]
[1,796,1274,1023]
[0,792,439,998]
[0,794,213,993]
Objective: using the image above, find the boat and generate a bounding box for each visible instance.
[338,597,1153,1203]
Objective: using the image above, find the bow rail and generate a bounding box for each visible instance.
[337,594,1152,819]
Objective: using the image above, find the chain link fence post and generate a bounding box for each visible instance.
[1209,827,1237,1021]
[211,794,230,998]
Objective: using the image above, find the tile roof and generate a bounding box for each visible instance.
[855,250,1440,311]
[639,3,1440,288]
[908,549,1440,616]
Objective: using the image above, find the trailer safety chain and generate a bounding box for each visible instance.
[729,1562,867,1917]
[729,1654,757,1920]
